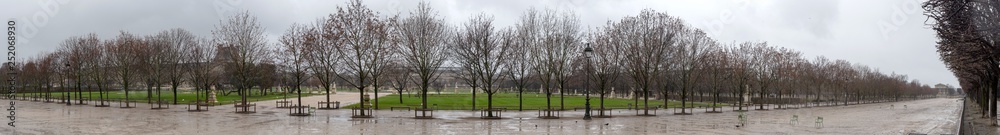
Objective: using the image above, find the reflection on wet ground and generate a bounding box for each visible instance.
[1,97,960,135]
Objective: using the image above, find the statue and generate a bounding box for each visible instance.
[208,90,218,104]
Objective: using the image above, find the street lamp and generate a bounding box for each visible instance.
[583,43,594,120]
[64,63,71,106]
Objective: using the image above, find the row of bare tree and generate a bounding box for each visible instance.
[6,1,937,117]
[11,27,235,106]
[8,13,270,110]
[924,0,1000,122]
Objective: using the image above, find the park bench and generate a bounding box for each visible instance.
[117,99,136,108]
[42,96,54,103]
[151,100,170,109]
[94,99,111,107]
[187,101,211,112]
[389,106,411,111]
[537,108,561,119]
[234,103,257,113]
[414,108,434,119]
[351,105,374,118]
[753,104,771,110]
[635,106,658,116]
[594,108,614,118]
[480,108,504,119]
[275,100,292,108]
[54,97,66,104]
[317,101,340,109]
[492,107,507,111]
[76,97,90,105]
[672,105,694,115]
[704,104,724,113]
[731,103,751,112]
[288,105,312,116]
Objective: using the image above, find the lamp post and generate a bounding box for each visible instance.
[583,43,594,120]
[64,63,71,106]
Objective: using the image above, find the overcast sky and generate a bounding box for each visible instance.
[0,0,954,86]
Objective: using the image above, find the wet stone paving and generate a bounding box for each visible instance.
[0,94,961,135]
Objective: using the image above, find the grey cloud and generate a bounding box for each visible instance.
[774,0,839,38]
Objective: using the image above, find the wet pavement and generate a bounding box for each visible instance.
[0,94,961,135]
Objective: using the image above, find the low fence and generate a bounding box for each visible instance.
[959,97,969,134]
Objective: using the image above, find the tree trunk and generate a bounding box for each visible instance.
[422,79,428,110]
[487,92,493,117]
[472,87,476,110]
[325,83,331,108]
[172,81,178,104]
[560,84,565,110]
[518,87,523,111]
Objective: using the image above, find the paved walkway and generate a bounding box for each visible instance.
[0,97,960,135]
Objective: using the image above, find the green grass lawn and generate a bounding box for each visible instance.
[28,90,318,106]
[347,93,725,110]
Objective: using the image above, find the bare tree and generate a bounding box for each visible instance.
[453,13,513,118]
[452,14,488,111]
[547,10,582,111]
[584,25,625,116]
[530,9,581,116]
[506,8,540,111]
[589,31,619,107]
[144,33,172,109]
[39,53,59,102]
[332,0,394,117]
[924,0,1000,121]
[728,42,756,111]
[279,23,312,115]
[108,31,142,108]
[159,28,198,104]
[185,36,215,111]
[748,43,778,110]
[20,59,39,101]
[212,11,271,113]
[59,34,99,105]
[809,56,832,106]
[386,62,412,103]
[395,1,451,116]
[81,34,111,107]
[618,9,678,116]
[310,17,343,109]
[671,28,716,114]
[701,46,730,112]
